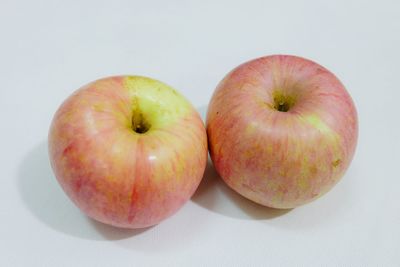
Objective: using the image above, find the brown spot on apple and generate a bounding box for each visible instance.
[332,159,341,168]
[310,165,318,175]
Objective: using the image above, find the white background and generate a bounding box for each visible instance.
[1,0,399,266]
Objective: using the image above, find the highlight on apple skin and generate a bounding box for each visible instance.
[48,76,208,228]
[206,55,358,209]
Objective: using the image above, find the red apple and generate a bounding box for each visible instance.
[207,55,358,209]
[48,76,208,228]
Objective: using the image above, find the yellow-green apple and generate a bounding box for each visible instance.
[48,76,208,228]
[207,55,358,209]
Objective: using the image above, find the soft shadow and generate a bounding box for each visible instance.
[114,206,208,252]
[17,141,146,240]
[197,105,207,123]
[192,160,291,220]
[90,220,151,240]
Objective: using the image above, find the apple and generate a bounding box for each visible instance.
[48,76,208,228]
[206,55,358,209]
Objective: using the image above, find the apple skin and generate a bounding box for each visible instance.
[48,76,208,228]
[207,55,358,209]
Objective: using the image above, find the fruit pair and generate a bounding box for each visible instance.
[49,55,358,229]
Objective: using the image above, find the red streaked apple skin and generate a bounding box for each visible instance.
[49,76,207,228]
[207,55,358,209]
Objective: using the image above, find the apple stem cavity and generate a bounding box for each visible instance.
[273,91,296,112]
[131,110,151,134]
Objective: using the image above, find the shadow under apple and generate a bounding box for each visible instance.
[18,141,205,252]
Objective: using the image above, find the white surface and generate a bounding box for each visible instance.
[1,0,399,266]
